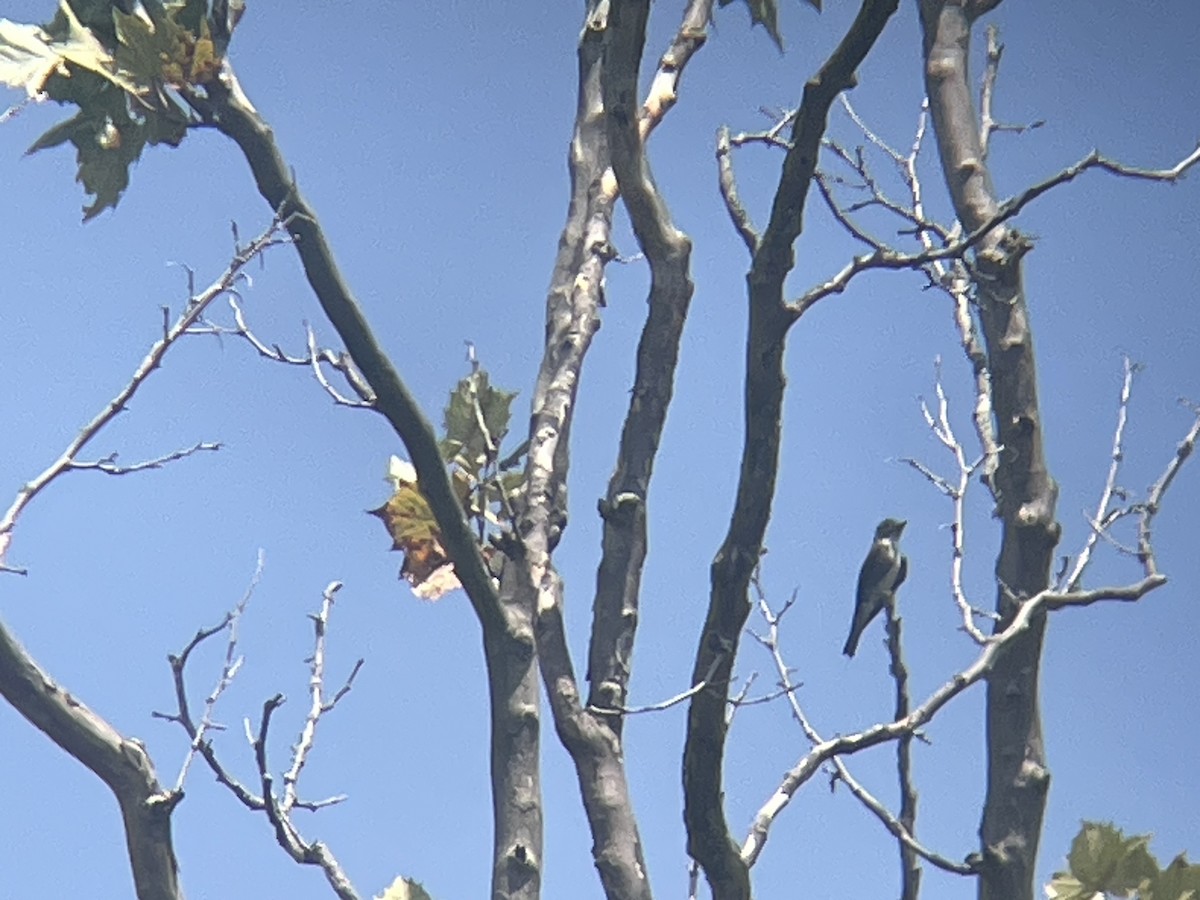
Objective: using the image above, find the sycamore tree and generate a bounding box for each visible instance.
[1,2,1198,900]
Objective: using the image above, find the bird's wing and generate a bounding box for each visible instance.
[856,543,896,602]
[894,553,908,590]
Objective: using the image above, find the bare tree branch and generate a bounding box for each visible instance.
[1062,357,1137,591]
[281,581,363,817]
[158,550,263,794]
[900,360,991,643]
[739,366,1198,870]
[1136,403,1200,578]
[786,134,1200,317]
[529,3,712,897]
[0,218,288,573]
[192,61,552,898]
[978,26,1044,157]
[249,694,359,900]
[919,9,1059,896]
[156,574,265,811]
[197,73,502,629]
[160,574,362,899]
[749,596,975,878]
[186,295,376,406]
[68,442,222,476]
[717,126,760,253]
[589,653,724,717]
[0,220,295,899]
[684,3,902,897]
[741,567,1167,867]
[0,615,184,900]
[882,597,922,899]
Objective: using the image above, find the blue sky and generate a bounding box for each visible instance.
[2,2,1198,898]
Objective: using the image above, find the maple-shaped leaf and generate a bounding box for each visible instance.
[717,0,821,51]
[114,4,219,88]
[26,67,187,219]
[372,457,462,601]
[0,2,137,98]
[440,368,518,472]
[0,18,71,96]
[1150,852,1200,900]
[1050,821,1160,899]
[8,1,229,219]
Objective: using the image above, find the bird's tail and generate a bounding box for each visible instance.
[842,628,860,658]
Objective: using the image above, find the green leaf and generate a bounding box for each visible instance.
[440,368,517,472]
[53,1,131,41]
[1044,872,1093,900]
[112,7,175,84]
[174,0,208,34]
[1147,854,1200,900]
[485,470,524,507]
[49,2,141,93]
[1066,822,1154,894]
[1111,838,1161,896]
[27,81,187,220]
[13,1,226,219]
[717,0,820,51]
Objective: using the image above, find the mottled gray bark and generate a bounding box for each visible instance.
[204,75,542,900]
[0,619,182,900]
[682,2,901,897]
[918,5,1060,900]
[530,2,710,897]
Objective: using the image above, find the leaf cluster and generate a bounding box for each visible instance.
[1047,822,1200,900]
[371,364,522,600]
[0,0,236,219]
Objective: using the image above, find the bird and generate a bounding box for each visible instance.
[843,518,908,658]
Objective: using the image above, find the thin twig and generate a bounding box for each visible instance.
[748,594,973,876]
[69,442,222,476]
[1064,357,1137,590]
[282,581,363,815]
[787,140,1200,316]
[741,567,1173,866]
[0,217,289,572]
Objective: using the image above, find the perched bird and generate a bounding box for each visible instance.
[843,518,908,658]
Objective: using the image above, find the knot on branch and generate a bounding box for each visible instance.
[589,238,618,262]
[1014,488,1062,550]
[593,679,625,710]
[975,230,1034,290]
[147,790,185,816]
[598,492,643,524]
[953,156,985,185]
[979,833,1028,872]
[1016,756,1051,792]
[705,631,735,658]
[505,841,540,880]
[119,737,156,776]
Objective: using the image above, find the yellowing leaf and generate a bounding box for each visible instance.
[0,2,138,98]
[371,459,461,601]
[0,18,68,96]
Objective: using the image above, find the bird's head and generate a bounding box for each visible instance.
[875,518,907,540]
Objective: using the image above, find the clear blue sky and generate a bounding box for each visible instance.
[2,2,1198,898]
